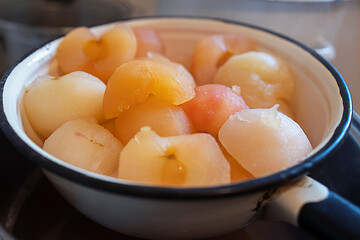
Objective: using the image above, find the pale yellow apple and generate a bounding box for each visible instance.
[119,127,230,187]
[23,71,105,139]
[43,118,123,176]
[219,106,312,177]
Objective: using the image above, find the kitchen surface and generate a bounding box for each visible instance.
[1,1,360,239]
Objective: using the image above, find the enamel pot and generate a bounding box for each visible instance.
[0,17,359,240]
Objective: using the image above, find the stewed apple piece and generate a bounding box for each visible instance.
[101,119,119,140]
[143,52,196,88]
[20,100,44,147]
[219,106,313,177]
[57,23,137,83]
[103,60,196,119]
[133,28,165,58]
[226,153,254,183]
[181,84,248,137]
[191,34,257,85]
[115,95,194,144]
[213,52,295,110]
[217,142,253,182]
[23,71,105,139]
[43,118,123,176]
[118,127,230,186]
[275,99,295,119]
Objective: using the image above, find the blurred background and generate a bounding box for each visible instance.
[0,0,358,112]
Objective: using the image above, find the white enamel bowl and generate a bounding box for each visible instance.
[0,18,354,239]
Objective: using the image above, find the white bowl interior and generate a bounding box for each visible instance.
[2,18,344,182]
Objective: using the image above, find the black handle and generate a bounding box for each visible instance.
[298,191,360,240]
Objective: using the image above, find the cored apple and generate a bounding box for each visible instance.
[103,60,195,119]
[181,84,248,137]
[115,95,194,144]
[57,23,137,83]
[219,106,313,177]
[23,71,105,139]
[43,118,123,176]
[118,127,230,186]
[191,34,257,85]
[214,52,295,110]
[133,28,165,58]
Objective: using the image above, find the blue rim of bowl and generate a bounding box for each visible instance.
[0,16,353,200]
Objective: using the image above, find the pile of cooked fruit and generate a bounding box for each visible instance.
[22,23,313,187]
